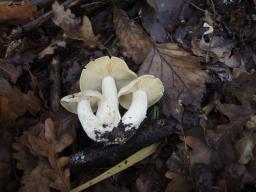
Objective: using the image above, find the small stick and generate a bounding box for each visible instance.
[71,143,159,192]
[50,57,60,112]
[11,0,80,39]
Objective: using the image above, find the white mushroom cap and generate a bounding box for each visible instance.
[80,56,137,91]
[118,75,164,109]
[60,90,102,114]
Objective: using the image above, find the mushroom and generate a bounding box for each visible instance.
[60,90,102,114]
[79,56,137,133]
[61,90,106,141]
[115,75,164,142]
[61,56,137,143]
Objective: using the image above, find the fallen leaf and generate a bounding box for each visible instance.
[13,142,37,172]
[0,78,41,127]
[215,100,252,120]
[139,43,208,119]
[141,0,190,43]
[20,118,74,158]
[42,167,70,192]
[5,38,26,58]
[20,162,51,192]
[192,36,240,68]
[0,2,37,24]
[206,116,249,147]
[54,113,77,153]
[38,40,66,59]
[113,8,152,64]
[184,136,212,166]
[17,118,73,192]
[235,133,255,164]
[222,73,256,109]
[0,59,22,83]
[52,1,103,48]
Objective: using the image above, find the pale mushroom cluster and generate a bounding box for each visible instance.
[61,56,164,144]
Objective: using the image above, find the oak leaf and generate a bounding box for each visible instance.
[52,1,102,48]
[16,118,75,192]
[20,162,51,192]
[139,43,208,119]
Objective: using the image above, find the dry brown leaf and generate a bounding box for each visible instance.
[214,100,252,120]
[17,118,73,192]
[191,36,240,68]
[184,136,212,166]
[139,43,208,119]
[38,40,66,59]
[207,116,249,147]
[0,78,41,127]
[191,36,234,61]
[0,2,37,24]
[12,142,37,172]
[20,118,74,158]
[113,8,152,64]
[20,162,51,192]
[222,73,256,109]
[42,168,70,192]
[52,1,102,48]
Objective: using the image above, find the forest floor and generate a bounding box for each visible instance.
[0,0,256,192]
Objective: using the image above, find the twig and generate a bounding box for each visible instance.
[50,57,60,112]
[71,143,159,192]
[11,0,80,39]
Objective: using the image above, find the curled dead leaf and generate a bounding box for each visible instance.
[139,43,208,119]
[52,1,103,48]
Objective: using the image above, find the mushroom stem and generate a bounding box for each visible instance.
[122,90,148,130]
[77,100,105,141]
[96,76,121,128]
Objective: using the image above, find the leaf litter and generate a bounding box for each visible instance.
[0,0,256,191]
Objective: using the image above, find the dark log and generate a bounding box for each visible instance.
[69,118,177,173]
